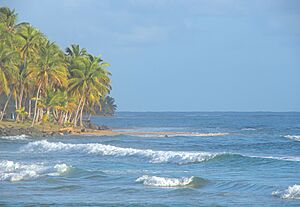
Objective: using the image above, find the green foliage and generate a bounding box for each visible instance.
[15,107,28,122]
[0,7,116,126]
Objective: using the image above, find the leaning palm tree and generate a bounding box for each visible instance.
[68,55,111,127]
[31,41,68,125]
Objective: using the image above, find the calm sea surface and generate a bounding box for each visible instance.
[1,112,300,206]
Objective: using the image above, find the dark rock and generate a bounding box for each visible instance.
[98,125,110,130]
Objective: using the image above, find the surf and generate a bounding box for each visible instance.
[0,134,29,140]
[21,140,300,165]
[284,135,300,142]
[136,175,207,188]
[272,184,300,200]
[21,140,221,164]
[0,160,71,182]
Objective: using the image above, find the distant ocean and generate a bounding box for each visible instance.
[1,112,300,206]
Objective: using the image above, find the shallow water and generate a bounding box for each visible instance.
[1,112,300,206]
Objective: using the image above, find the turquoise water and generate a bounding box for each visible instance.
[1,112,300,206]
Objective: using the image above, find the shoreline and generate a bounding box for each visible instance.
[0,120,228,138]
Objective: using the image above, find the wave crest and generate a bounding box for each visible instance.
[0,134,28,140]
[21,140,219,164]
[0,160,71,182]
[284,135,300,142]
[272,184,300,199]
[136,175,207,188]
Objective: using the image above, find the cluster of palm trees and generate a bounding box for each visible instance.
[0,7,115,127]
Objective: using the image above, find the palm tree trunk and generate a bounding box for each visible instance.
[0,92,12,121]
[32,82,42,126]
[14,97,18,121]
[59,111,64,125]
[16,85,24,121]
[68,112,72,122]
[53,109,58,122]
[39,108,43,123]
[28,99,32,119]
[74,95,84,127]
[64,112,69,124]
[79,98,86,127]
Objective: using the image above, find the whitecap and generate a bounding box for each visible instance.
[136,175,207,188]
[241,128,256,131]
[0,160,71,182]
[272,184,300,199]
[21,140,220,164]
[48,163,71,176]
[284,135,300,142]
[0,134,28,140]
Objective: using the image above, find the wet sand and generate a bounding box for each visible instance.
[67,128,229,137]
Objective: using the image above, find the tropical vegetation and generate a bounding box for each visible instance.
[0,7,116,127]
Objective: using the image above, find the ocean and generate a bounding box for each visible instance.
[1,112,300,206]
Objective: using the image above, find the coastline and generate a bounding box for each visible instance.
[0,120,228,138]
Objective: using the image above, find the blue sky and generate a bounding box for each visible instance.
[2,0,300,111]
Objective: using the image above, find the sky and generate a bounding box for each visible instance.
[1,0,300,111]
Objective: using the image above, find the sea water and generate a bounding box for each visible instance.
[0,112,300,206]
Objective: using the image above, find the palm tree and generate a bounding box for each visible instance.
[0,43,18,120]
[49,90,77,125]
[0,7,116,126]
[0,7,18,47]
[0,7,19,120]
[68,55,111,127]
[100,96,117,115]
[32,41,68,125]
[15,107,28,122]
[65,44,87,58]
[14,24,44,120]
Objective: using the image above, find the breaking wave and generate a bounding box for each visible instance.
[21,140,220,164]
[136,175,207,188]
[20,140,300,164]
[0,134,28,140]
[272,184,300,200]
[0,160,71,182]
[284,135,300,142]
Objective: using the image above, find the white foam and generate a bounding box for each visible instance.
[241,128,256,131]
[0,134,28,140]
[0,160,71,182]
[21,140,219,164]
[272,184,300,199]
[247,155,300,162]
[130,132,228,138]
[136,175,196,187]
[48,164,71,176]
[284,135,300,142]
